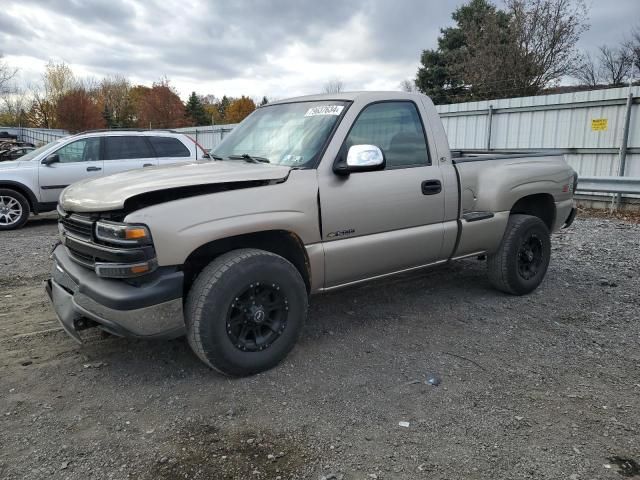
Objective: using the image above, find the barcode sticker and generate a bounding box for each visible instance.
[305,105,344,117]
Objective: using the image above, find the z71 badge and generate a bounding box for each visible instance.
[327,228,355,238]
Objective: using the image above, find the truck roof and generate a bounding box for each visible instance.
[268,91,426,105]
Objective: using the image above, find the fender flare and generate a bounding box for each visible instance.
[0,181,39,212]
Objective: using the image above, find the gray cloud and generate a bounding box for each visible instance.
[0,0,638,99]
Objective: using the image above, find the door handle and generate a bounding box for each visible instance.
[421,179,442,195]
[143,163,153,167]
[86,166,102,172]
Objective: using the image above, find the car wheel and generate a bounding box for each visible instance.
[185,248,308,376]
[487,214,551,295]
[0,188,30,231]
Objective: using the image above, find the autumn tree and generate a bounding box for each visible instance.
[224,96,256,123]
[98,75,134,128]
[0,55,26,126]
[217,95,231,123]
[134,79,186,129]
[28,61,75,127]
[56,86,105,132]
[185,91,209,126]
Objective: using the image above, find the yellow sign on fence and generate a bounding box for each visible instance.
[591,118,608,131]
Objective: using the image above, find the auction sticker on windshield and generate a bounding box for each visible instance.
[305,105,344,117]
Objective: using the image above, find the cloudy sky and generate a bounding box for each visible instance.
[1,0,639,101]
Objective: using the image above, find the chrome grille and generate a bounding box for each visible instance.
[61,214,93,241]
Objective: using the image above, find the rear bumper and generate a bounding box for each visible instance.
[46,245,185,342]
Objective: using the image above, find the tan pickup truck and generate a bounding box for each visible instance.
[47,92,577,376]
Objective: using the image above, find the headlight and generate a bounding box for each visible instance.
[95,221,152,246]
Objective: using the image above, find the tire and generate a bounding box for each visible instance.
[0,188,30,231]
[185,248,308,376]
[487,214,551,295]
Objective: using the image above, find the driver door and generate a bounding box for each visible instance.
[38,137,103,203]
[319,101,446,287]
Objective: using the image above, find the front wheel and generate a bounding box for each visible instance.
[185,248,308,376]
[487,214,551,295]
[0,189,30,231]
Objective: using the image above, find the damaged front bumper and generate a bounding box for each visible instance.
[46,245,185,342]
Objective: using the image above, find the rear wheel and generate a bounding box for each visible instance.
[185,248,308,376]
[487,214,551,295]
[0,189,30,231]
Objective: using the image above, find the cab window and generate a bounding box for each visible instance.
[344,102,430,168]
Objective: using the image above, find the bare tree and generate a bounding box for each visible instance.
[399,79,416,92]
[322,79,344,94]
[0,54,17,97]
[572,52,601,86]
[506,0,590,91]
[598,45,633,85]
[625,25,640,76]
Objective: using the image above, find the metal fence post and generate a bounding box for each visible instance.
[614,91,634,209]
[486,105,494,151]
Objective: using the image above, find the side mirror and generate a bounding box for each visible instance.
[42,154,59,166]
[334,144,385,176]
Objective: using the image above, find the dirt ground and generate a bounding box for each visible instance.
[0,212,639,480]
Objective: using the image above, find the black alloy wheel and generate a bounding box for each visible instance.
[227,282,289,352]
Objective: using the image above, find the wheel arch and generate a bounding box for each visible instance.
[0,181,38,213]
[182,230,311,296]
[510,193,555,230]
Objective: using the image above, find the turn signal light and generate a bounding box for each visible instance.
[94,259,157,278]
[125,228,149,240]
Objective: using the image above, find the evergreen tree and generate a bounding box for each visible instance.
[217,95,231,123]
[185,91,209,126]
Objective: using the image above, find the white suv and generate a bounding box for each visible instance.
[0,130,206,230]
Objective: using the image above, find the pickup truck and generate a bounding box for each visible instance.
[47,92,577,376]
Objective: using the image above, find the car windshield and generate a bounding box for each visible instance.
[212,101,349,168]
[20,138,65,162]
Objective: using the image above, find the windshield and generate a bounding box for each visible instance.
[213,101,349,168]
[20,138,66,162]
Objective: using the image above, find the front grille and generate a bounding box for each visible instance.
[61,214,94,241]
[67,250,95,268]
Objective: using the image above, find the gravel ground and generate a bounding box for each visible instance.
[0,212,639,480]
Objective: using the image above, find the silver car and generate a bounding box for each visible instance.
[0,130,205,230]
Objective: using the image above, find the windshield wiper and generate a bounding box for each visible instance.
[228,154,270,164]
[209,153,224,160]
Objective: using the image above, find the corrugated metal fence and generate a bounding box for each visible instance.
[435,86,640,201]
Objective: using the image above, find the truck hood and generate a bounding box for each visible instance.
[61,160,292,213]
